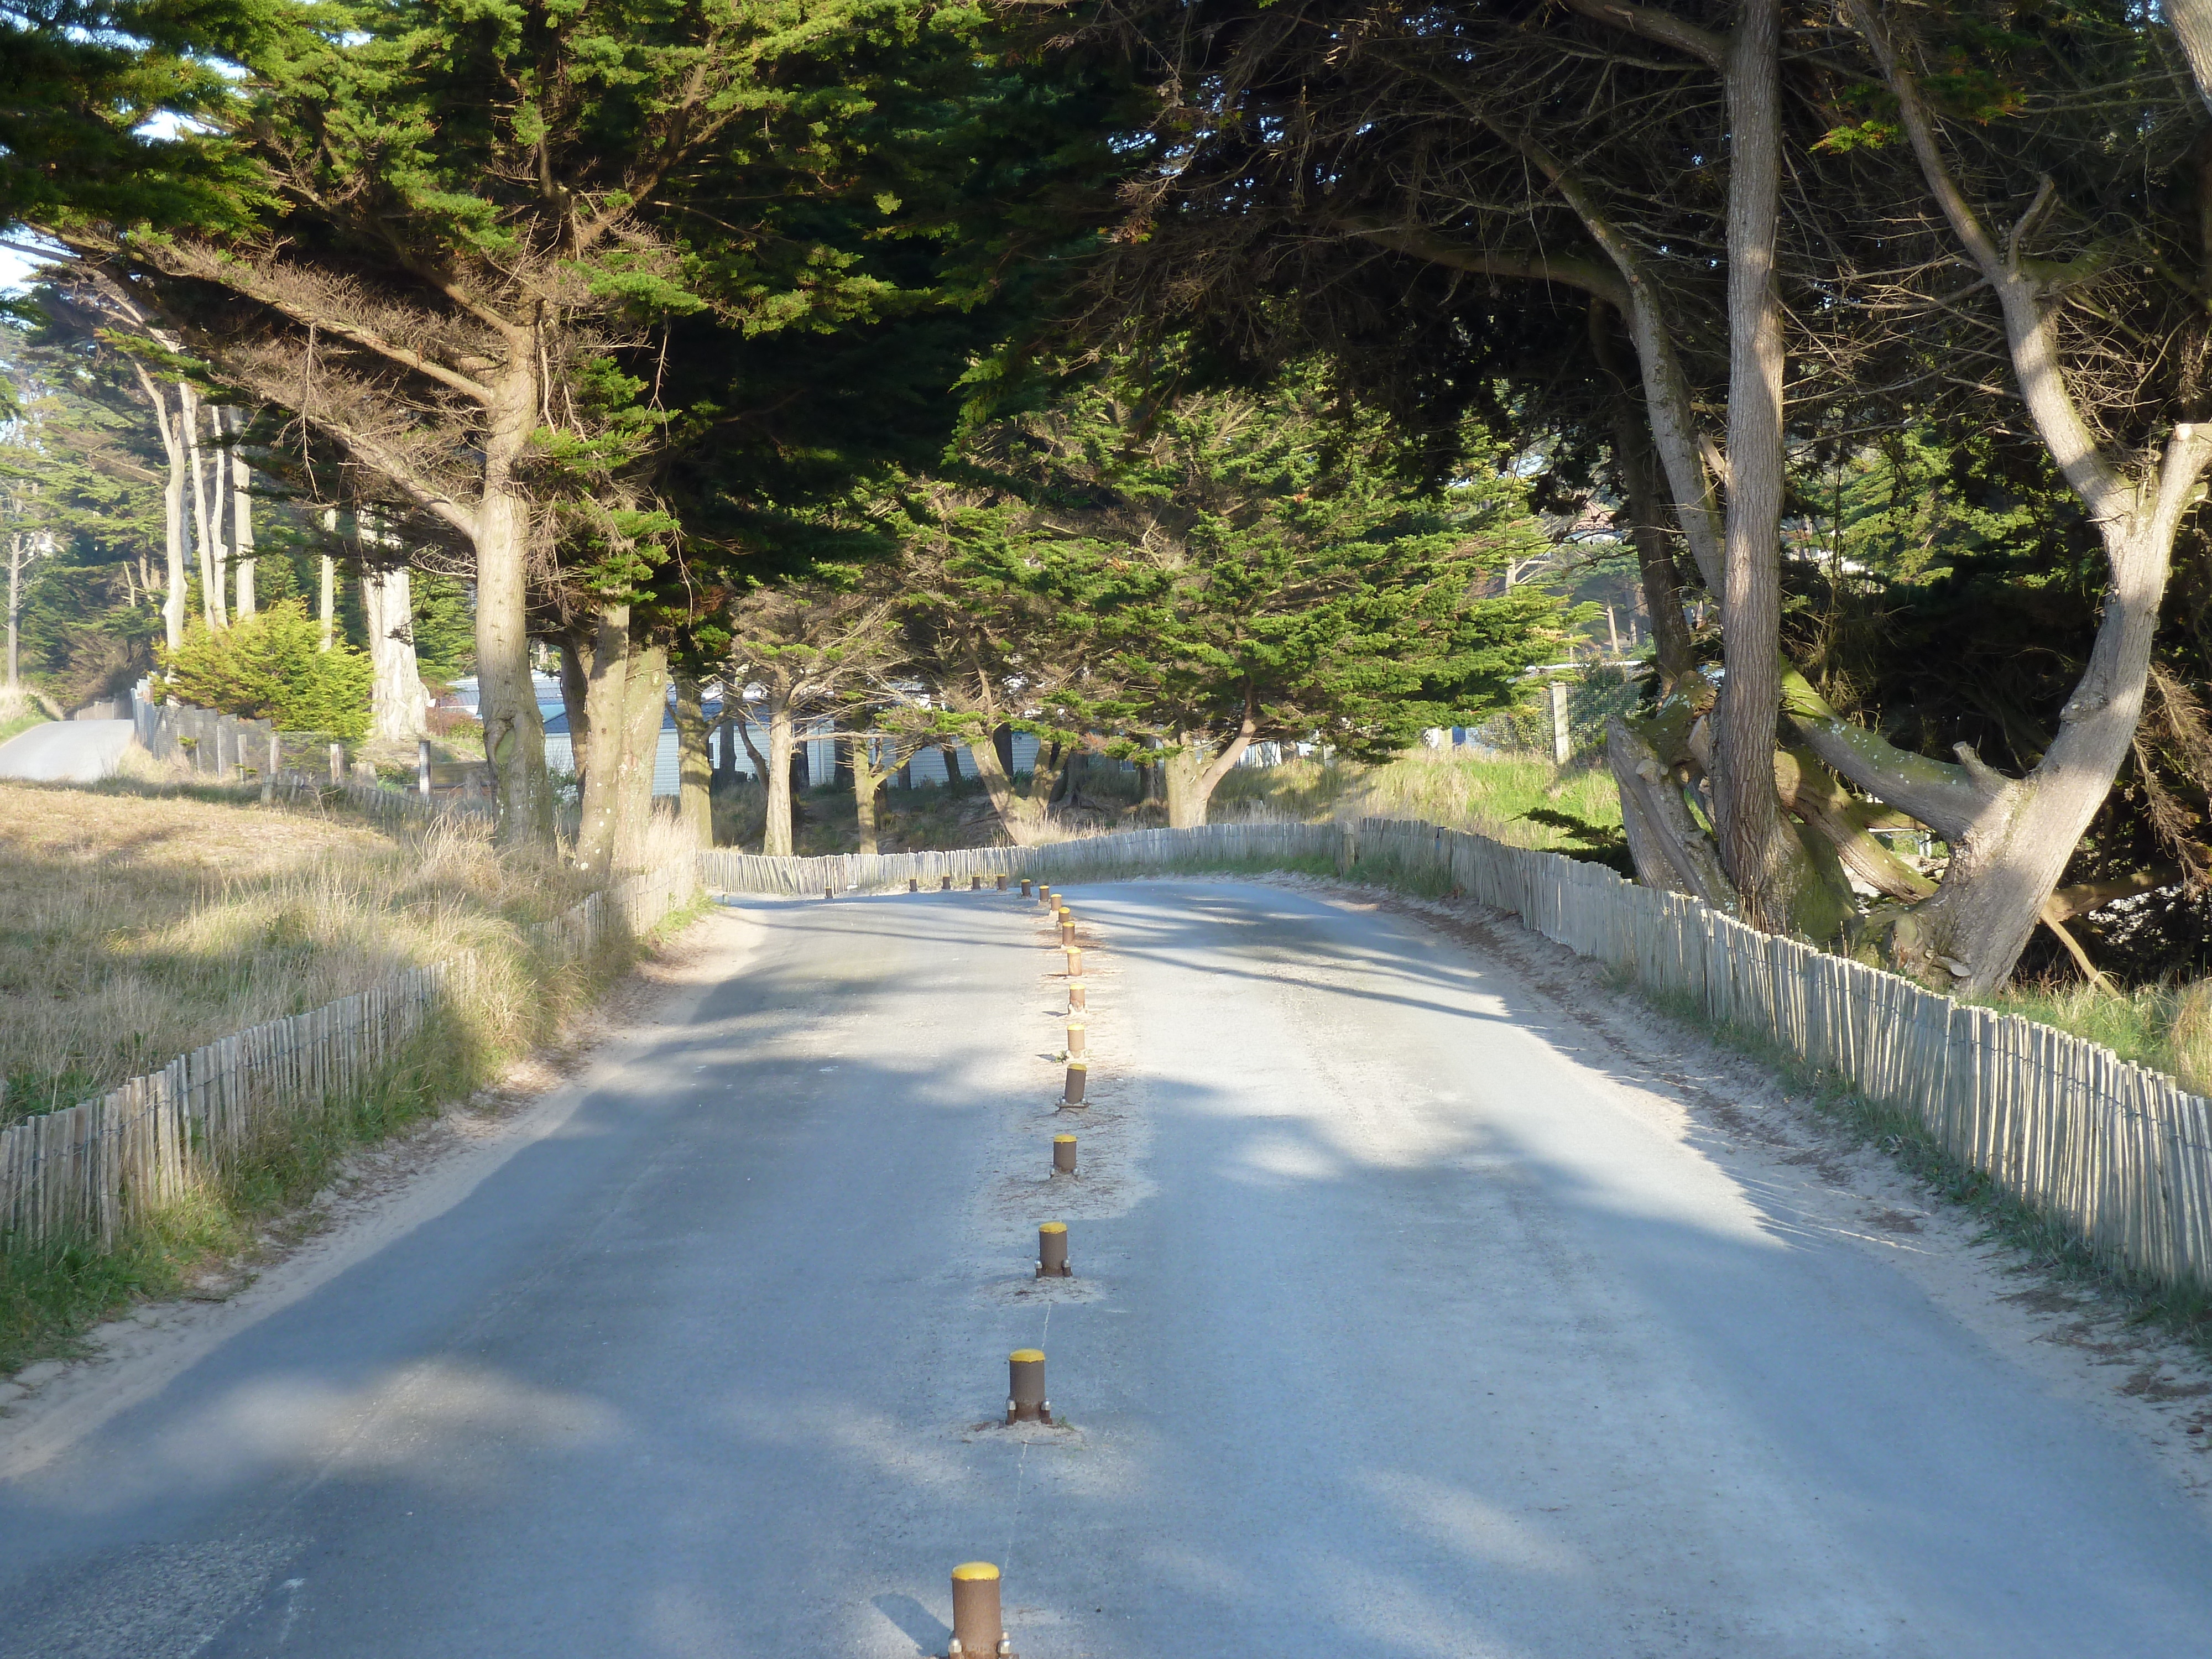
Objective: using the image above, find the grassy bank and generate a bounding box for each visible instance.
[1979,978,2212,1096]
[0,780,697,1374]
[1209,749,1623,854]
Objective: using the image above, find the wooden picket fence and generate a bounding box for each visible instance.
[0,859,700,1251]
[701,818,2212,1297]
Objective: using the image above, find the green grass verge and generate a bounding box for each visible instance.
[0,709,50,747]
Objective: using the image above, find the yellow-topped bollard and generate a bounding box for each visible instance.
[1052,1134,1077,1175]
[1062,945,1082,978]
[1062,1056,1087,1107]
[1037,1220,1070,1278]
[1065,1020,1086,1056]
[1007,1349,1049,1423]
[948,1561,1011,1657]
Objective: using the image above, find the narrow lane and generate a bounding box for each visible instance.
[1,880,2209,1658]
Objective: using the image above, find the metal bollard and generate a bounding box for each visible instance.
[1037,884,1052,909]
[1020,879,1032,897]
[1007,1349,1050,1423]
[1065,1021,1086,1056]
[1058,915,1076,947]
[910,876,920,893]
[1052,1134,1077,1175]
[824,884,834,900]
[1037,1222,1070,1278]
[1066,979,1087,1013]
[997,874,1009,891]
[1062,1058,1087,1107]
[942,874,953,891]
[1063,946,1082,978]
[971,875,982,891]
[948,1562,1013,1658]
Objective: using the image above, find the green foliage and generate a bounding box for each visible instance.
[159,599,372,737]
[913,358,1588,766]
[0,0,275,232]
[409,570,474,685]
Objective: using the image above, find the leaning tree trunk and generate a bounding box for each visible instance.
[573,603,633,880]
[557,629,592,789]
[228,412,257,618]
[1612,406,1698,688]
[674,671,713,851]
[963,722,1027,842]
[361,556,426,743]
[1790,503,2199,992]
[138,372,189,654]
[761,690,797,857]
[182,383,226,633]
[850,734,893,856]
[474,367,554,848]
[611,635,667,870]
[1710,0,1807,932]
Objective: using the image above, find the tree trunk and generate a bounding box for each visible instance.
[361,551,426,743]
[1613,404,1697,687]
[1161,741,1208,828]
[228,411,256,617]
[182,382,226,633]
[850,734,888,856]
[762,691,796,856]
[940,739,963,784]
[713,712,737,782]
[147,376,189,654]
[674,671,713,850]
[573,602,632,880]
[1608,716,1735,905]
[965,722,1025,842]
[6,533,22,687]
[474,367,555,848]
[737,706,769,781]
[1832,0,2212,986]
[317,512,337,651]
[557,630,592,786]
[611,635,667,870]
[2173,0,2212,116]
[1712,0,1800,931]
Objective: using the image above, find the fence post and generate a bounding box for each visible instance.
[418,739,433,797]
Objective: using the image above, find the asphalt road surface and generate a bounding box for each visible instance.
[0,719,132,784]
[3,881,2211,1658]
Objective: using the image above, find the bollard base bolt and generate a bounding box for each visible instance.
[1005,1401,1053,1425]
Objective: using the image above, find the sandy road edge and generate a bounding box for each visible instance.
[0,904,762,1483]
[1223,870,2212,1514]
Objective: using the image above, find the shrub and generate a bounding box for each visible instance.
[159,600,372,739]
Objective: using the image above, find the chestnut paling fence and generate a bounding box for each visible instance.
[703,818,2212,1297]
[0,863,701,1249]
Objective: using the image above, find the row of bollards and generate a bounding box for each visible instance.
[930,875,1110,1657]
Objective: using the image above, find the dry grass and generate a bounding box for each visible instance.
[1984,976,2212,1097]
[1209,749,1624,853]
[0,780,603,1123]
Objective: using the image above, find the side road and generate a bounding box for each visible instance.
[0,881,2208,1657]
[0,719,132,783]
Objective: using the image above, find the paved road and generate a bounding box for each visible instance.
[0,719,132,784]
[3,882,2211,1658]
